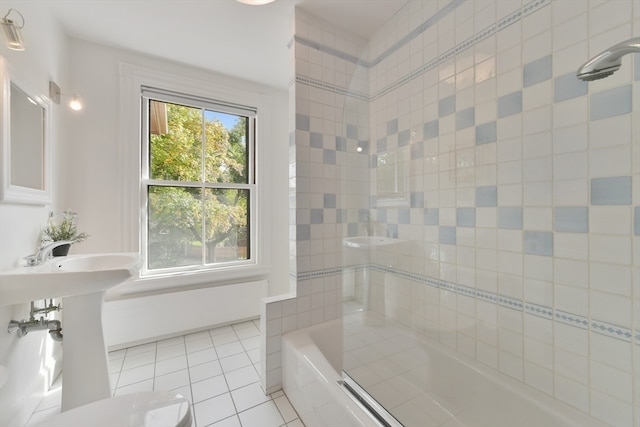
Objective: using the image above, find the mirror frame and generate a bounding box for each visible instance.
[0,58,53,205]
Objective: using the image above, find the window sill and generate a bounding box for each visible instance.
[106,263,270,300]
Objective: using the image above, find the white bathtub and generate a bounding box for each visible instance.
[282,314,609,427]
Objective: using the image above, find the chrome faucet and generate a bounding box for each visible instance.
[24,240,75,266]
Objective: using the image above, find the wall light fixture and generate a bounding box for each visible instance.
[1,9,25,51]
[49,81,83,111]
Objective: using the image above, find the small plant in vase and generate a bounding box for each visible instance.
[41,210,89,256]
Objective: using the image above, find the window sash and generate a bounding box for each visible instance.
[140,88,257,276]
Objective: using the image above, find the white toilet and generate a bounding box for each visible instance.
[36,391,192,427]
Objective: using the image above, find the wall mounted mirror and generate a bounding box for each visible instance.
[0,58,52,205]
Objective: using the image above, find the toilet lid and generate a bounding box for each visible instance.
[36,391,192,427]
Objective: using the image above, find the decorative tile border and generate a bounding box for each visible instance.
[297,263,636,344]
[293,0,551,102]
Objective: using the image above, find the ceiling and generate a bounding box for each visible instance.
[45,0,409,90]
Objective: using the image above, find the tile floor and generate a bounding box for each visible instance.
[25,319,304,427]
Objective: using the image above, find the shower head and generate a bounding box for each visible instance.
[576,36,640,81]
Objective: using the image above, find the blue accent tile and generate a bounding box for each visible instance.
[424,208,439,225]
[296,114,310,131]
[399,129,411,147]
[590,176,632,205]
[310,132,323,148]
[554,73,588,102]
[347,124,358,139]
[497,91,522,118]
[358,209,370,222]
[377,208,387,222]
[498,207,523,229]
[439,95,456,117]
[476,121,497,145]
[456,107,475,130]
[410,192,425,208]
[358,140,369,154]
[439,226,457,244]
[476,186,498,207]
[555,207,588,233]
[456,207,476,227]
[410,141,424,159]
[323,149,336,165]
[635,54,640,81]
[524,231,553,256]
[324,193,336,208]
[590,85,632,121]
[399,208,410,224]
[523,55,552,87]
[336,136,347,152]
[377,137,387,153]
[297,224,310,240]
[310,209,324,224]
[388,224,398,238]
[347,223,358,237]
[634,207,640,236]
[387,119,398,135]
[424,120,439,139]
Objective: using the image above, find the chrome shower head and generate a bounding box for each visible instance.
[576,37,640,81]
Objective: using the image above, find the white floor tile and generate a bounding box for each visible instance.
[237,400,284,427]
[240,336,261,351]
[194,393,237,427]
[189,359,223,383]
[157,343,187,361]
[154,368,190,391]
[211,415,242,427]
[213,331,240,346]
[191,374,230,403]
[117,363,155,387]
[216,341,246,358]
[26,320,304,427]
[231,382,270,412]
[186,337,215,354]
[185,330,212,342]
[155,354,188,376]
[220,353,252,373]
[273,395,298,423]
[125,342,156,356]
[122,350,156,370]
[188,347,218,367]
[225,365,260,391]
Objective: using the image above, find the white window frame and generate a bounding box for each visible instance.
[140,87,257,276]
[118,63,271,293]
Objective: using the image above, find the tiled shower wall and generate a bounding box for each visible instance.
[263,1,639,426]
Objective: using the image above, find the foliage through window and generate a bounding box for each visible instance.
[141,88,255,273]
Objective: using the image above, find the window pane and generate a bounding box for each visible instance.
[148,186,203,269]
[204,111,248,184]
[149,100,203,181]
[204,188,249,263]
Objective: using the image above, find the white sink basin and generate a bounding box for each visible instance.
[343,236,400,248]
[0,253,140,306]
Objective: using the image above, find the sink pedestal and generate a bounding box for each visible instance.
[61,291,111,411]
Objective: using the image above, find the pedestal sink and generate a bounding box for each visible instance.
[0,253,140,411]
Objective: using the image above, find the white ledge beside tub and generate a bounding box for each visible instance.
[0,253,140,411]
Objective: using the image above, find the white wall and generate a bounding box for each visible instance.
[60,38,290,347]
[1,4,290,425]
[0,1,68,425]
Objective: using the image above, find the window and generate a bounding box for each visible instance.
[141,87,256,275]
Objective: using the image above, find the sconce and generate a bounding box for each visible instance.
[49,81,83,111]
[1,9,25,51]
